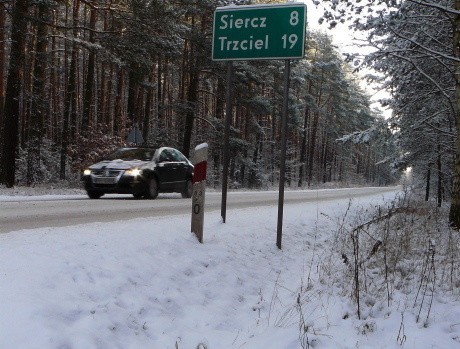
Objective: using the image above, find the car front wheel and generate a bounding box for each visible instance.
[146,177,159,199]
[87,190,103,199]
[181,179,193,198]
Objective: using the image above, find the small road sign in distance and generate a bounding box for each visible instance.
[212,3,307,61]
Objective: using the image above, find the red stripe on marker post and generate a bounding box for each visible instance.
[193,161,207,184]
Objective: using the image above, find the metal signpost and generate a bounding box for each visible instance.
[191,143,208,243]
[213,3,306,249]
[221,62,233,224]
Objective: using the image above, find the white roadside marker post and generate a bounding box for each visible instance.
[191,143,208,243]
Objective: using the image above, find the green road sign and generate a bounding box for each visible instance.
[212,3,307,61]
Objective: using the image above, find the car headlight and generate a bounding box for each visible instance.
[125,168,142,177]
[83,169,92,176]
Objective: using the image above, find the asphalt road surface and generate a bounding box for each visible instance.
[0,186,399,234]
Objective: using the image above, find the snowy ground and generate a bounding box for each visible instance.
[1,188,460,349]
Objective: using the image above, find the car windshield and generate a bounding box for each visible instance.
[106,148,153,161]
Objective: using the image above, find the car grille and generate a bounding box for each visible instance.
[91,169,123,185]
[92,169,123,177]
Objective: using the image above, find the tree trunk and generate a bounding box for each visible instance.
[60,0,80,180]
[113,69,124,134]
[0,0,29,187]
[27,2,50,186]
[127,69,138,124]
[182,68,198,158]
[81,5,97,134]
[298,89,310,187]
[437,126,443,207]
[181,14,198,157]
[437,153,443,208]
[249,131,260,188]
[307,112,319,186]
[322,135,328,183]
[22,24,36,149]
[0,5,6,112]
[50,10,60,144]
[425,163,431,201]
[450,0,460,228]
[143,74,153,143]
[212,74,224,187]
[155,57,166,146]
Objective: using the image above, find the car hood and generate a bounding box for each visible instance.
[89,159,151,170]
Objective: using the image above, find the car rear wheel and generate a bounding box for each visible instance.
[146,177,159,199]
[181,179,193,198]
[87,190,103,199]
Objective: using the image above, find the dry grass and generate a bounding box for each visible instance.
[332,190,460,323]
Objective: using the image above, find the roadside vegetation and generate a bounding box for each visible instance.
[289,185,460,348]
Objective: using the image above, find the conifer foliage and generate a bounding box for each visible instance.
[0,0,397,191]
[318,0,460,227]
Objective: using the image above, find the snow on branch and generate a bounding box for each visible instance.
[337,126,376,144]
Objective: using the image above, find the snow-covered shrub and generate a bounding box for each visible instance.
[333,191,460,323]
[15,138,62,185]
[69,123,129,172]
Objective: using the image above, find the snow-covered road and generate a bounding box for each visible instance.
[0,186,398,233]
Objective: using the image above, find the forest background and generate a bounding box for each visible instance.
[0,0,458,227]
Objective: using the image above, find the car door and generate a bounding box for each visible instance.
[168,148,189,190]
[155,149,176,190]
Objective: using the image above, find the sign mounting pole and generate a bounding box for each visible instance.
[277,59,291,250]
[221,61,233,223]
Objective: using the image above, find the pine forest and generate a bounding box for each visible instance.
[0,0,459,227]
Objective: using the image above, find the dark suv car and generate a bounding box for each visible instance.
[81,147,194,199]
